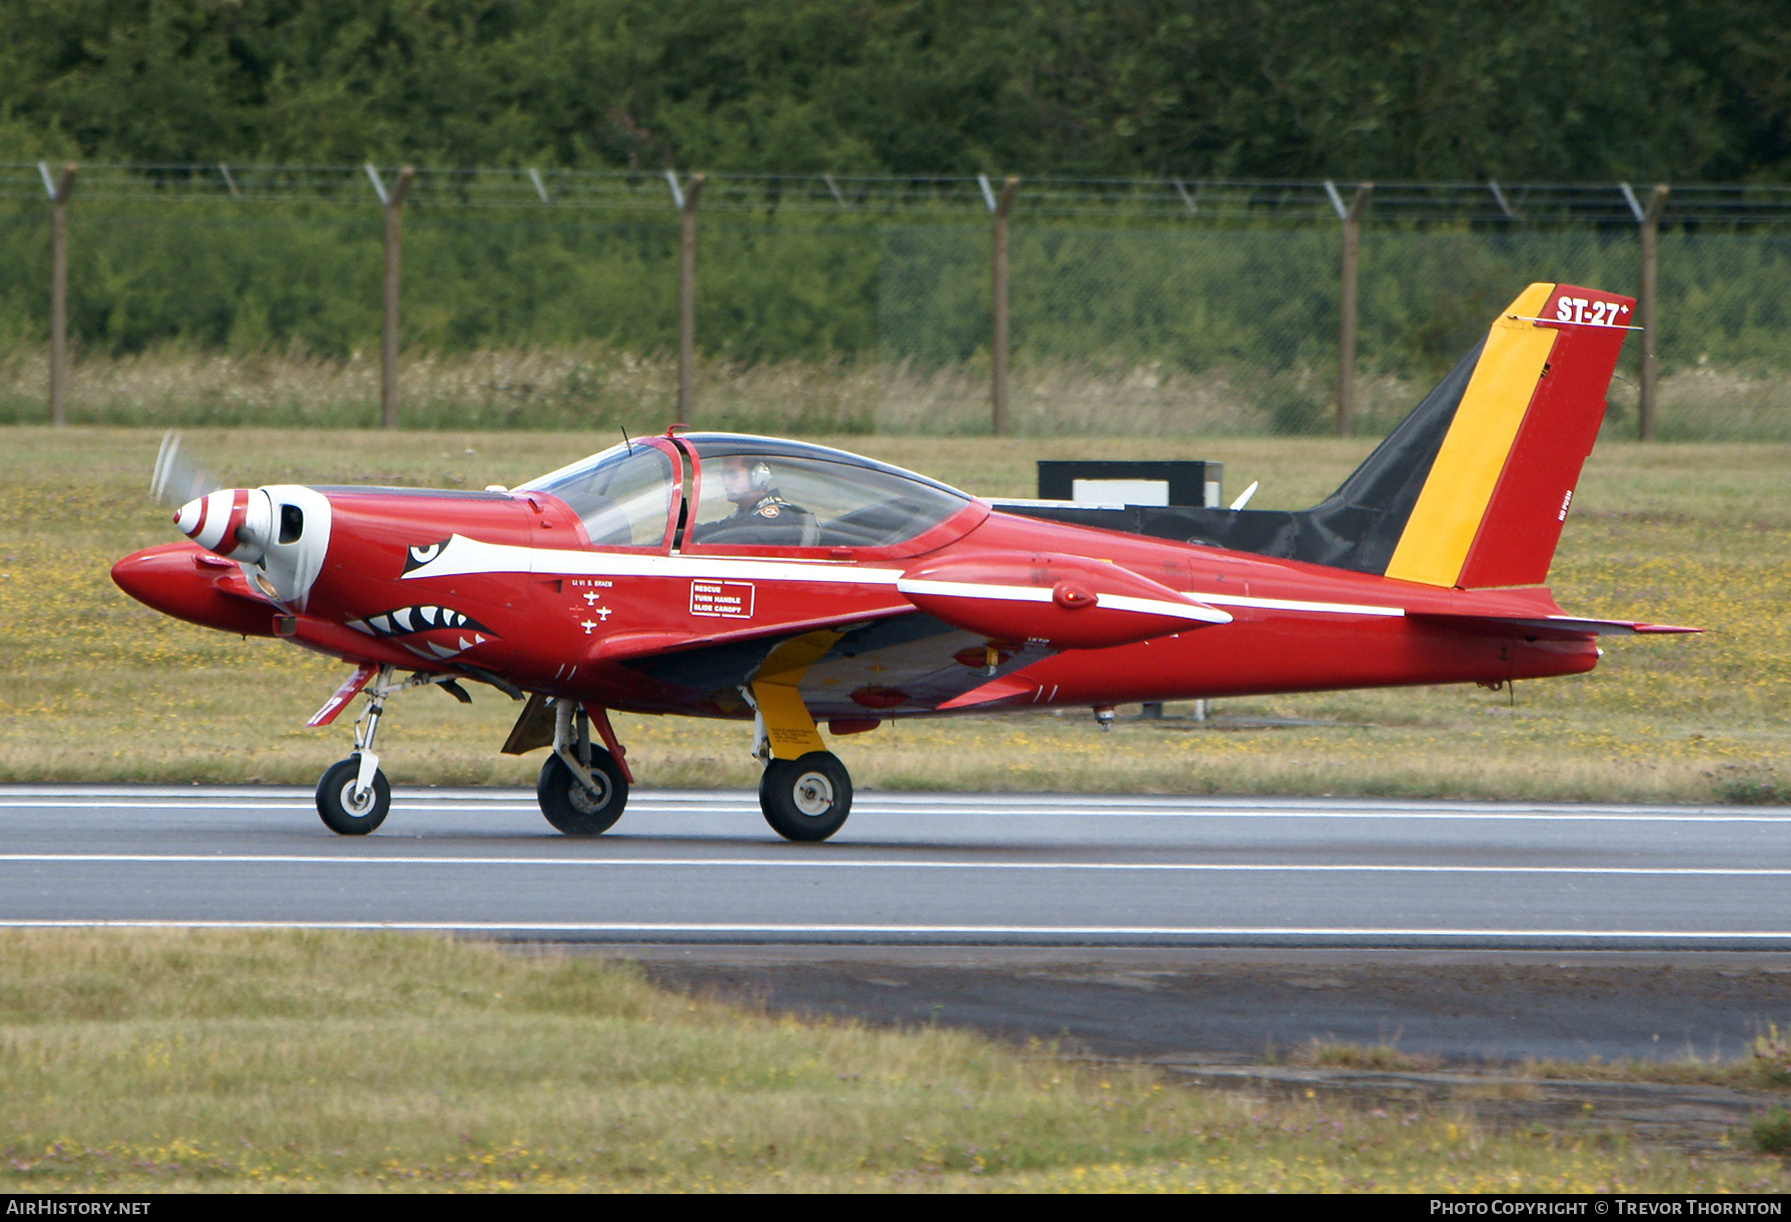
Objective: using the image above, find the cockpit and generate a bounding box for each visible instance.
[515,433,981,554]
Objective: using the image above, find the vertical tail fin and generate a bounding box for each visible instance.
[1381,282,1634,588]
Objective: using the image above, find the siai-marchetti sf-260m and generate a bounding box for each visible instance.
[113,283,1695,842]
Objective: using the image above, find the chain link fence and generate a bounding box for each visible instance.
[877,222,1791,439]
[1,167,1788,439]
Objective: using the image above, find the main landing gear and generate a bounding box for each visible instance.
[521,691,851,841]
[536,698,629,836]
[745,684,853,843]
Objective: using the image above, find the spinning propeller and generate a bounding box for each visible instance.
[150,430,218,510]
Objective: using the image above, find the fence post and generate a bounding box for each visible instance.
[669,171,707,424]
[40,162,76,427]
[982,174,1020,436]
[1327,181,1372,438]
[1634,183,1670,441]
[366,164,415,430]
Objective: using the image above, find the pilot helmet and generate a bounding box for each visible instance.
[721,456,774,504]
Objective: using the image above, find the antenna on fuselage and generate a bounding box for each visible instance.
[620,426,634,455]
[1229,481,1260,511]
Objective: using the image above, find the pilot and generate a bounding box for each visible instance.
[695,455,818,545]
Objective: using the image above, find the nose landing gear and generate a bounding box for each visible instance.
[316,755,390,835]
[315,665,400,835]
[312,665,471,836]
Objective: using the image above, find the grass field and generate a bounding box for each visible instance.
[0,426,1786,802]
[6,345,1791,441]
[0,929,1784,1193]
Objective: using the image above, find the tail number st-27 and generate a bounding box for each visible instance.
[1555,297,1630,327]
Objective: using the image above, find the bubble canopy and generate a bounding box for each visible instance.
[518,434,981,553]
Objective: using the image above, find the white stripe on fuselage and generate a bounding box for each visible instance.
[404,534,904,586]
[402,534,1406,619]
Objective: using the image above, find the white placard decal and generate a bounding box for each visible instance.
[690,580,754,618]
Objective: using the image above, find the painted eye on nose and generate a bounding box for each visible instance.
[409,543,441,565]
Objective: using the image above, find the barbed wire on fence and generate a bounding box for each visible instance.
[8,163,1791,226]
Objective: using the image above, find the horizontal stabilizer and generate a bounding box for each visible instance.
[1410,612,1700,640]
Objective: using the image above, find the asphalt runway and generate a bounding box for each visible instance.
[3,785,1791,948]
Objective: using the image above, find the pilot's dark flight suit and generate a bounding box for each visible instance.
[695,490,819,545]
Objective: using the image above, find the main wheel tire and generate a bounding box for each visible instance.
[537,747,628,836]
[760,751,852,843]
[316,756,391,835]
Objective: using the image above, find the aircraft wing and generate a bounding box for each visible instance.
[589,549,1232,720]
[607,609,1056,720]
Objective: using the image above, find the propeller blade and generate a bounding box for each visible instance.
[150,431,218,508]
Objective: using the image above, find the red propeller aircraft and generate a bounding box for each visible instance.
[113,282,1692,841]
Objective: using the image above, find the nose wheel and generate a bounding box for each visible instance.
[760,751,852,842]
[316,756,391,834]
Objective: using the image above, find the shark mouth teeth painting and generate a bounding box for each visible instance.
[346,606,494,658]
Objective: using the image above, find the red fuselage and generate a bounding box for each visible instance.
[113,463,1597,724]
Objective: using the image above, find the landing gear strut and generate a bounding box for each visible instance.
[744,684,853,842]
[316,665,396,835]
[535,699,629,836]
